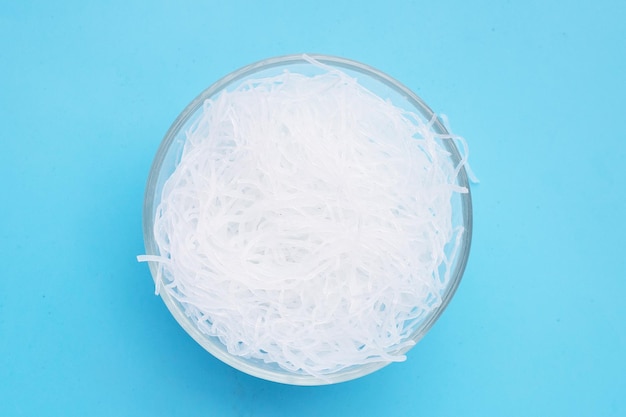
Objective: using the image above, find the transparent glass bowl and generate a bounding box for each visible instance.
[142,54,472,385]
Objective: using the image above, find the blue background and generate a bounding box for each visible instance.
[1,1,625,416]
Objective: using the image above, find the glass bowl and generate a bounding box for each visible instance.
[141,54,472,385]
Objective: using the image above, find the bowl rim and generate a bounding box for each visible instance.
[142,53,473,385]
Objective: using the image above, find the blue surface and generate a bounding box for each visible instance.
[1,1,625,416]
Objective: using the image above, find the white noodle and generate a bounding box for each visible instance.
[139,62,470,376]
